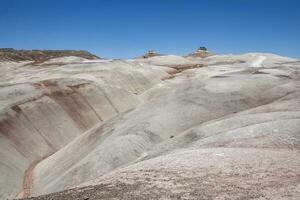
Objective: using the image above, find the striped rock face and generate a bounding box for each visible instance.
[0,53,300,200]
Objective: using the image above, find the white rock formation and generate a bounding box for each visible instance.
[0,53,299,199]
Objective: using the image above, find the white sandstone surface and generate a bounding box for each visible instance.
[0,53,299,199]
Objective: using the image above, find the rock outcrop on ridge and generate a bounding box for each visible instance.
[0,50,299,199]
[185,47,213,58]
[136,50,161,59]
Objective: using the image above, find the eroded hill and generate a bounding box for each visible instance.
[0,51,299,200]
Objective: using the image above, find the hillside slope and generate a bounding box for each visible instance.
[0,52,299,199]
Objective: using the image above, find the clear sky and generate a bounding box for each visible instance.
[0,0,299,59]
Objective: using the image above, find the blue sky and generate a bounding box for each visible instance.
[0,0,299,59]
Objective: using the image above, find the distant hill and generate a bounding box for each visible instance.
[0,48,100,62]
[136,50,161,59]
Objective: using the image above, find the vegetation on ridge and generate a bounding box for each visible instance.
[0,48,100,62]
